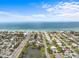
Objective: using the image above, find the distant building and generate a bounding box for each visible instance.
[50,46,57,52]
[56,39,62,46]
[72,43,78,47]
[55,53,63,58]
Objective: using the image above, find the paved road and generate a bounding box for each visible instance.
[42,32,50,58]
[9,33,30,58]
[44,32,52,44]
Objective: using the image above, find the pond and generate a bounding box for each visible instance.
[22,46,46,58]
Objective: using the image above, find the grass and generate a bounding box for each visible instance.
[74,48,79,54]
[40,47,45,57]
[47,44,52,54]
[31,44,37,49]
[19,42,29,58]
[56,46,63,53]
[50,54,55,58]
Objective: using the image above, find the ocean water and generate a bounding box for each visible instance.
[0,22,79,31]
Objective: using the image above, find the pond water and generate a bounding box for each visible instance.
[23,46,45,58]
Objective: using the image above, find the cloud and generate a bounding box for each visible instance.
[32,14,46,18]
[0,11,48,22]
[42,4,51,8]
[42,2,79,20]
[0,11,33,22]
[0,2,79,22]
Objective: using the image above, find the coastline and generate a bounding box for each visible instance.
[0,27,79,32]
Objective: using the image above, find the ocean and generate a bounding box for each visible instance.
[0,22,79,31]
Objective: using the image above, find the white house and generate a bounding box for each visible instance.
[50,46,57,52]
[72,43,78,47]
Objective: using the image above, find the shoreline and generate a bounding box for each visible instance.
[0,28,79,32]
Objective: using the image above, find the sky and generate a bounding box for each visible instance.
[0,0,79,22]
